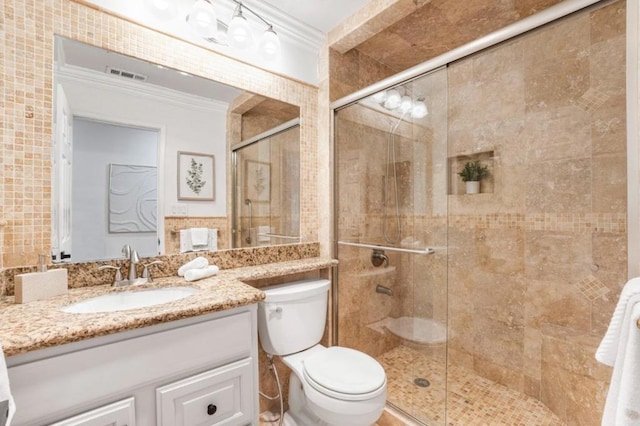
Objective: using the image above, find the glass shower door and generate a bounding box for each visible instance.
[334,68,448,424]
[233,124,300,248]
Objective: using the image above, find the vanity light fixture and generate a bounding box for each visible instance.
[370,88,429,119]
[152,0,281,60]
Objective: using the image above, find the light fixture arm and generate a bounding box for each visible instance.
[229,0,274,29]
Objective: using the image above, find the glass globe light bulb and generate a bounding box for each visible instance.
[259,26,280,60]
[148,0,178,19]
[186,0,217,38]
[400,95,412,113]
[228,8,254,50]
[384,90,401,109]
[411,100,428,119]
[371,91,388,104]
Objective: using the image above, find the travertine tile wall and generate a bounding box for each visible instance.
[0,0,319,267]
[446,2,625,407]
[164,216,230,253]
[328,0,568,101]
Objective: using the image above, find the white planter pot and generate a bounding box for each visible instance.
[465,181,480,194]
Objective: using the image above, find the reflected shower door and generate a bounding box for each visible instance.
[233,125,300,248]
[334,67,448,424]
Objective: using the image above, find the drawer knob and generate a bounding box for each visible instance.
[207,404,217,415]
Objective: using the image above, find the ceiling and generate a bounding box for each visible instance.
[57,37,243,103]
[259,0,372,33]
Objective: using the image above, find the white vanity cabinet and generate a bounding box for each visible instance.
[50,398,136,426]
[7,305,259,426]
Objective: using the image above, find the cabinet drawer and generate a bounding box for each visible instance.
[50,397,135,426]
[156,358,253,426]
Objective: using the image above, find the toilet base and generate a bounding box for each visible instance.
[286,373,380,426]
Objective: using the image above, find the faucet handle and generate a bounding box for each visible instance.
[98,265,123,284]
[141,260,163,282]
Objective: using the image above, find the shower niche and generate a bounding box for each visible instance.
[448,150,495,195]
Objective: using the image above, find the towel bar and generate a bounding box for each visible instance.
[170,228,220,235]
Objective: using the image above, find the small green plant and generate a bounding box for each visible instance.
[458,161,490,182]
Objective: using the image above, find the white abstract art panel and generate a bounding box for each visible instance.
[109,164,157,233]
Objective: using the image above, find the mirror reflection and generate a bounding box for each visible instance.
[52,36,300,263]
[233,120,300,248]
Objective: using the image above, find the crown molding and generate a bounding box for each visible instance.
[55,64,230,114]
[242,1,326,52]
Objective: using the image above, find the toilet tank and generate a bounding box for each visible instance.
[257,279,331,356]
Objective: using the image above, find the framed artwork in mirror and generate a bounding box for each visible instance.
[245,160,271,203]
[178,151,215,201]
[108,164,157,233]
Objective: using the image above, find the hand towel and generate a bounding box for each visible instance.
[179,229,191,253]
[184,265,219,282]
[177,256,208,277]
[0,343,15,426]
[601,295,640,425]
[596,277,640,366]
[190,228,209,247]
[209,229,218,252]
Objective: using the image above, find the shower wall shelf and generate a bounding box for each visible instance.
[337,241,435,255]
[448,150,495,195]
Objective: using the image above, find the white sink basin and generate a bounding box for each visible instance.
[61,287,198,314]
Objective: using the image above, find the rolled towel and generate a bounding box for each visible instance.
[184,265,219,282]
[177,256,208,277]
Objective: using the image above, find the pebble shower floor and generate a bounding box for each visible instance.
[377,346,564,425]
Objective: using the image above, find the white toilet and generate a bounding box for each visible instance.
[257,278,387,426]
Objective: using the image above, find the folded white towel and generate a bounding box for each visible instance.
[184,265,219,282]
[190,228,209,247]
[596,277,640,366]
[177,257,208,277]
[601,295,640,425]
[0,343,15,426]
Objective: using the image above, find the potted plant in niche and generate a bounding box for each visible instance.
[458,160,490,194]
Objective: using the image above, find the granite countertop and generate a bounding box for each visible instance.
[0,258,336,357]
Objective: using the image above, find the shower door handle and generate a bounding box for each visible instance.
[245,198,253,244]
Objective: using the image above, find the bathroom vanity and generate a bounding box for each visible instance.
[0,257,336,426]
[8,306,257,426]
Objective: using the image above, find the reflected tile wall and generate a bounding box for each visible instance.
[164,216,229,254]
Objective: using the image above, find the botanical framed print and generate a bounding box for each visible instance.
[244,160,271,203]
[178,151,215,201]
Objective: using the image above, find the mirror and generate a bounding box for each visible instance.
[52,36,300,263]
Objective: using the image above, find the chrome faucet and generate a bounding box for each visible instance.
[122,244,140,280]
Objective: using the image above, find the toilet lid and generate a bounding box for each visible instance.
[302,347,386,395]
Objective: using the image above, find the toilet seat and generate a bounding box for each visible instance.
[302,347,386,401]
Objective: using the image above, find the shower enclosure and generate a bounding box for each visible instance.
[232,120,300,248]
[334,68,450,423]
[333,0,626,424]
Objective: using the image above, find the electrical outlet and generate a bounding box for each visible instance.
[171,204,188,216]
